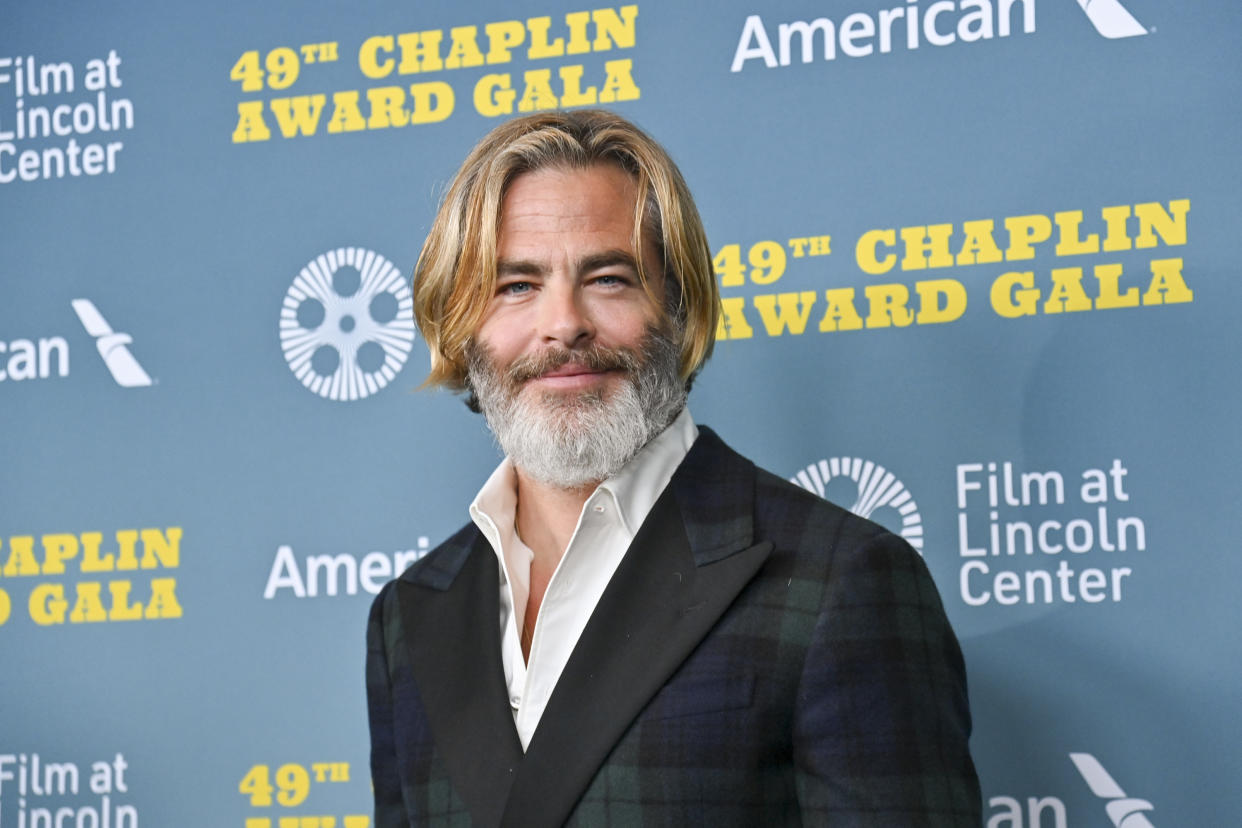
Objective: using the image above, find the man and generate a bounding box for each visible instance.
[367,109,980,826]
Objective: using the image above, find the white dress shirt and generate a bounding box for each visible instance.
[468,408,698,750]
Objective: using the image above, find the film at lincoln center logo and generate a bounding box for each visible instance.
[279,247,415,401]
[790,457,924,552]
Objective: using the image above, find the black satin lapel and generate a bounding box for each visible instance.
[500,488,773,827]
[398,533,523,828]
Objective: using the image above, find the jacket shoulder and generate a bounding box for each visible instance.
[751,464,897,554]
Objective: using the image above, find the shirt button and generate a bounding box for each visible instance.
[592,503,606,513]
[510,695,521,708]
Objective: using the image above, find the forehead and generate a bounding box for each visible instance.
[497,164,641,254]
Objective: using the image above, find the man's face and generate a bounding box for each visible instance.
[467,163,685,488]
[476,163,664,397]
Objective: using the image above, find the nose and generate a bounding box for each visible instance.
[538,281,595,348]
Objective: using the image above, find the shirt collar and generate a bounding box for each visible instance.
[470,455,520,560]
[596,407,697,536]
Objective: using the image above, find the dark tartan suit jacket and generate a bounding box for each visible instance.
[367,427,981,827]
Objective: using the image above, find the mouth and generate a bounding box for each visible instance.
[541,363,607,378]
[530,364,616,390]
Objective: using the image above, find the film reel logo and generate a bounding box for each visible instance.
[280,247,415,401]
[790,457,924,552]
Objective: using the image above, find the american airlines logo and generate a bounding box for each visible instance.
[0,299,152,387]
[1070,753,1156,827]
[71,299,153,387]
[731,0,1148,73]
[985,752,1158,825]
[1076,0,1147,39]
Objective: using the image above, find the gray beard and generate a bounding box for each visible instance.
[466,330,686,490]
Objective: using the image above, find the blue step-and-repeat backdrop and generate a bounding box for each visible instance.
[3,1,1239,825]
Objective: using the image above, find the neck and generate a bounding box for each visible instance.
[513,467,597,569]
[512,467,598,661]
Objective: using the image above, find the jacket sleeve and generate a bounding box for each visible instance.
[366,582,409,827]
[793,529,981,825]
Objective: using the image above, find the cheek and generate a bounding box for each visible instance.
[475,311,528,360]
[592,295,662,337]
[623,317,656,346]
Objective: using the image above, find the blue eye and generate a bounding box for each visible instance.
[499,281,532,295]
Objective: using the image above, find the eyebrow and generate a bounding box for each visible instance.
[496,248,640,278]
[579,249,640,274]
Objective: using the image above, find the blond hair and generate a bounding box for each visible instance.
[413,109,718,390]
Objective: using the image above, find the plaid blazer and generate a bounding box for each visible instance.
[367,428,980,826]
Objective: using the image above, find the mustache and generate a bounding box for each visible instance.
[506,344,641,385]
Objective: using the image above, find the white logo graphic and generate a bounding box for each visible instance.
[70,299,153,387]
[1075,0,1147,39]
[791,457,924,551]
[279,247,415,401]
[1071,752,1156,827]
